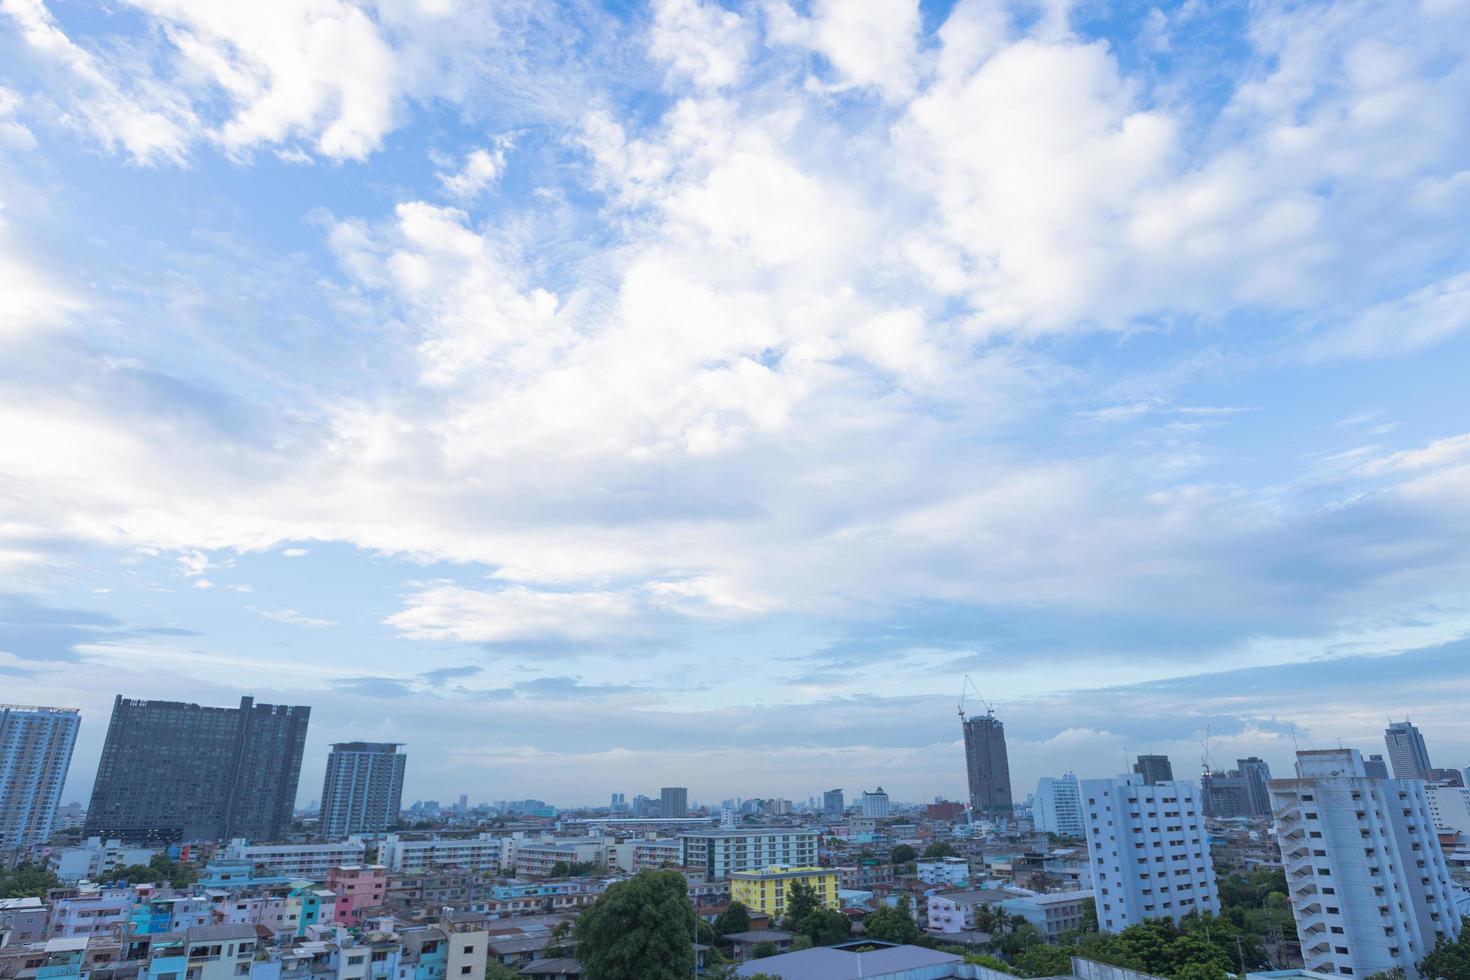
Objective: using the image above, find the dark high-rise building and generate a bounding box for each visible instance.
[1132,754,1174,786]
[319,742,406,837]
[1384,720,1432,780]
[822,788,844,818]
[85,695,310,843]
[962,711,1013,820]
[1236,757,1272,816]
[660,786,689,818]
[1363,754,1390,779]
[1202,770,1252,818]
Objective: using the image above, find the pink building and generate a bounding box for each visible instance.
[327,865,388,926]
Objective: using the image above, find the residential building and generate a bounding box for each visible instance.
[1202,770,1253,819]
[729,866,839,918]
[1081,773,1219,931]
[85,695,310,843]
[218,837,366,879]
[823,790,844,819]
[1237,757,1273,817]
[327,866,388,926]
[319,743,407,837]
[680,829,820,879]
[605,837,681,873]
[861,788,891,818]
[1425,785,1470,836]
[0,898,48,945]
[513,839,603,877]
[0,705,80,854]
[1033,774,1084,837]
[379,834,504,874]
[1363,755,1390,779]
[962,712,1013,821]
[1131,755,1174,786]
[46,887,134,938]
[1385,721,1433,781]
[659,787,688,819]
[998,889,1095,941]
[915,857,970,888]
[1269,748,1459,979]
[926,887,1029,934]
[48,838,156,883]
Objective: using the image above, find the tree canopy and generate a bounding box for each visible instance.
[0,863,59,899]
[573,869,696,980]
[863,896,921,945]
[714,901,751,937]
[889,844,917,864]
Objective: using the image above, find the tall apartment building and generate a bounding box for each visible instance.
[962,711,1013,820]
[1237,757,1273,816]
[319,742,407,837]
[680,828,819,879]
[1132,754,1174,786]
[1081,773,1219,932]
[1384,721,1433,781]
[0,705,80,853]
[1202,770,1253,819]
[660,787,689,819]
[823,789,844,818]
[860,787,891,817]
[1269,749,1459,978]
[1034,773,1084,837]
[86,695,310,843]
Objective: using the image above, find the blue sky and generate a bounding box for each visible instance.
[2,0,1469,809]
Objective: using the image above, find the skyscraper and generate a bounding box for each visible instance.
[1131,754,1174,785]
[0,705,80,853]
[1384,720,1433,780]
[1033,773,1083,837]
[1269,749,1458,978]
[822,789,844,818]
[86,695,310,843]
[319,742,407,837]
[1364,754,1390,779]
[660,786,688,818]
[1081,773,1219,931]
[1236,757,1272,816]
[1201,770,1252,818]
[860,787,890,817]
[962,711,1013,820]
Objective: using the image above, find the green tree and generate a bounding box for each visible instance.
[863,896,920,945]
[889,844,917,864]
[1013,944,1071,977]
[1364,970,1406,980]
[1419,927,1470,979]
[547,919,574,958]
[795,909,851,947]
[573,869,696,980]
[998,922,1044,957]
[714,901,751,937]
[0,863,60,899]
[965,952,1016,973]
[483,962,520,980]
[789,935,813,951]
[922,842,958,859]
[783,880,818,929]
[750,940,778,959]
[695,919,717,947]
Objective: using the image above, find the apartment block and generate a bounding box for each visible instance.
[0,705,80,853]
[1081,774,1219,931]
[728,867,838,918]
[319,743,407,837]
[378,834,504,874]
[680,829,820,879]
[1034,774,1084,837]
[1269,749,1459,978]
[218,838,367,880]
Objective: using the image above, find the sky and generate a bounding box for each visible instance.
[1,0,1469,811]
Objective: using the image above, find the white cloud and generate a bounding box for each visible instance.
[436,143,508,201]
[649,0,751,89]
[1308,269,1470,359]
[766,0,922,100]
[261,607,337,628]
[386,584,643,642]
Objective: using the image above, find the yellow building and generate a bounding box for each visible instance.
[729,866,840,918]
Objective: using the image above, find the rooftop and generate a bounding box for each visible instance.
[732,941,961,979]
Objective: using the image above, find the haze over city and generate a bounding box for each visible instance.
[2,0,1469,809]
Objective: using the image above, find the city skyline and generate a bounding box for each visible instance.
[3,0,1470,806]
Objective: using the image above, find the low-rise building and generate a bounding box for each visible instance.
[327,867,387,926]
[378,836,503,875]
[915,857,970,888]
[680,830,820,880]
[48,839,157,884]
[998,889,1094,941]
[218,839,367,881]
[729,867,839,918]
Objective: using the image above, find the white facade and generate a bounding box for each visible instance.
[379,833,504,873]
[916,857,971,887]
[49,838,156,883]
[680,829,819,879]
[1081,774,1219,932]
[221,838,366,879]
[1269,749,1460,979]
[861,788,891,818]
[999,888,1095,940]
[0,706,79,853]
[1035,774,1084,838]
[1425,785,1470,836]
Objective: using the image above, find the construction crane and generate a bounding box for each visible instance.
[957,674,993,723]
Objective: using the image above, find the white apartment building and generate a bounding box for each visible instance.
[999,888,1095,941]
[379,834,504,874]
[916,857,971,887]
[607,838,682,873]
[680,829,820,879]
[1081,774,1219,932]
[1425,784,1470,836]
[513,838,604,878]
[220,838,366,879]
[861,788,891,818]
[48,838,156,883]
[1269,749,1460,979]
[1035,774,1085,838]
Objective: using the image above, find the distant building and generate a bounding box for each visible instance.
[379,833,504,874]
[926,800,966,822]
[1385,720,1433,780]
[1202,770,1253,819]
[0,704,80,853]
[319,742,407,837]
[326,865,387,926]
[1363,754,1390,779]
[680,828,819,879]
[915,856,970,887]
[860,788,891,818]
[823,789,845,818]
[1426,784,1470,836]
[1269,748,1458,978]
[1082,773,1219,931]
[729,866,838,917]
[1131,754,1174,786]
[999,889,1095,941]
[85,695,310,843]
[1427,768,1464,788]
[48,837,156,882]
[660,787,689,819]
[962,712,1013,821]
[1033,773,1083,837]
[1236,757,1273,816]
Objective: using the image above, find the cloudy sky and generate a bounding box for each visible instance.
[2,0,1469,811]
